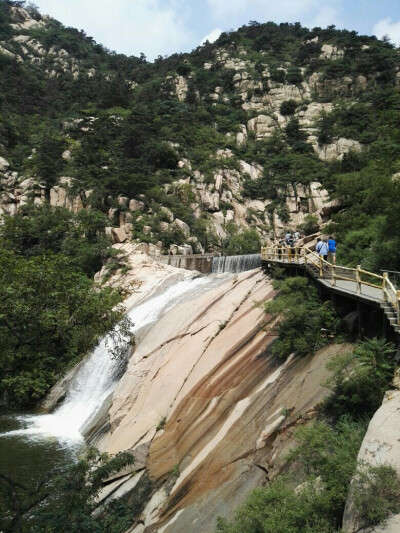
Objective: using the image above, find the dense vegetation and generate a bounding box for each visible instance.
[1,1,400,266]
[0,204,130,406]
[262,276,340,358]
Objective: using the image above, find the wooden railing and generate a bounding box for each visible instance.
[261,245,400,323]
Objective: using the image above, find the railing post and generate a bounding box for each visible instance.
[319,256,323,277]
[332,264,336,286]
[383,272,388,302]
[295,246,298,263]
[303,248,307,265]
[356,265,361,294]
[397,290,400,325]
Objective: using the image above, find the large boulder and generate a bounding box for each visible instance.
[173,218,190,238]
[319,43,344,60]
[129,198,144,211]
[200,189,220,212]
[111,227,128,243]
[0,156,10,172]
[313,137,362,161]
[240,160,263,180]
[307,181,330,212]
[247,114,276,139]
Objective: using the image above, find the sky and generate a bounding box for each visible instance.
[31,0,400,61]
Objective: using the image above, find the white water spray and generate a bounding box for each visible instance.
[3,275,227,443]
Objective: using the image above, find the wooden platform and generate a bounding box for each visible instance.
[261,250,400,335]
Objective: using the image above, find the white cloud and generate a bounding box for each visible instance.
[373,17,400,46]
[34,0,193,60]
[200,28,223,45]
[310,6,338,28]
[206,0,342,28]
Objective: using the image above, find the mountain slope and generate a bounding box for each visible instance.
[1,1,400,269]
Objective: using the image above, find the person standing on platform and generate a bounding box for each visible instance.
[287,236,295,262]
[317,239,329,262]
[327,236,337,264]
[277,240,282,260]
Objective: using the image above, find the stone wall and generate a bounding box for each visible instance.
[151,254,215,273]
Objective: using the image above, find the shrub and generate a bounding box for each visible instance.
[323,337,396,420]
[352,464,400,528]
[286,66,303,84]
[269,68,286,83]
[177,62,192,76]
[299,213,319,235]
[262,277,340,359]
[279,99,298,115]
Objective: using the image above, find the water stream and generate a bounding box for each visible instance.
[1,275,228,445]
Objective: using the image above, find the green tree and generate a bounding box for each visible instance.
[35,136,67,188]
[262,277,340,358]
[0,204,112,277]
[352,464,400,529]
[0,249,128,406]
[279,99,298,116]
[226,228,261,255]
[324,337,396,420]
[0,448,135,533]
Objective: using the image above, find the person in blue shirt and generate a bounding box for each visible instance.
[327,236,336,264]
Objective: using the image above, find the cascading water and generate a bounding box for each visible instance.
[211,253,261,274]
[2,275,227,443]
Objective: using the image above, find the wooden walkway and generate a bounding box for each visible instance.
[261,246,400,334]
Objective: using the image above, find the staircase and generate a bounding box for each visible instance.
[304,264,400,334]
[380,302,400,334]
[304,263,320,278]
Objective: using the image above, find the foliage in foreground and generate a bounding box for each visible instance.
[216,419,400,533]
[262,277,340,359]
[0,447,135,533]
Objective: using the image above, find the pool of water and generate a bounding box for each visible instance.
[0,411,83,486]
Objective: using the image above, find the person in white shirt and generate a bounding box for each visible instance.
[316,238,328,261]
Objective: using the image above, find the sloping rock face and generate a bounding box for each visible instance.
[94,267,346,532]
[43,250,197,412]
[342,390,400,533]
[94,243,195,311]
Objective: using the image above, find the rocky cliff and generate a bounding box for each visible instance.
[77,251,350,532]
[3,6,397,254]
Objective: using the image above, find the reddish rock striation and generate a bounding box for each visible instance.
[93,265,349,532]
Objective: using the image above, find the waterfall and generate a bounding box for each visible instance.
[4,275,227,442]
[211,254,261,274]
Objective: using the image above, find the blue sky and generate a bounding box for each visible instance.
[32,0,400,60]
